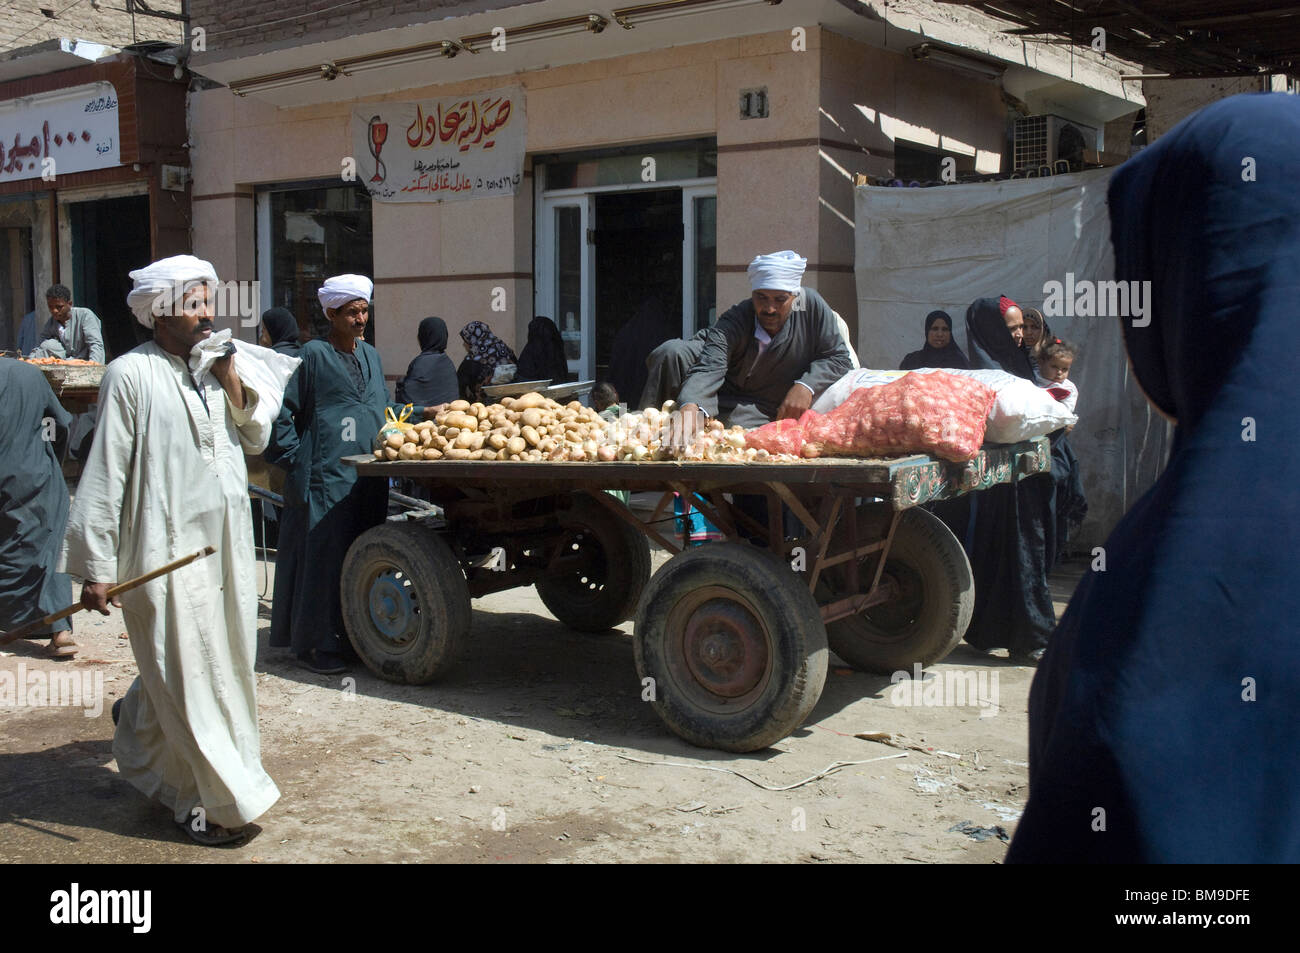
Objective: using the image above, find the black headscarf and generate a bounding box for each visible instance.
[397,316,458,407]
[965,297,1034,380]
[261,307,300,356]
[899,310,969,370]
[418,315,448,353]
[1008,93,1300,863]
[515,315,568,383]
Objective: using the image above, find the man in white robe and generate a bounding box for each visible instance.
[63,255,280,845]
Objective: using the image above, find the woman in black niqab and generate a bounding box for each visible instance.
[965,297,1034,380]
[260,307,301,356]
[396,316,458,407]
[1009,93,1300,863]
[515,315,569,383]
[961,294,1057,659]
[899,310,968,370]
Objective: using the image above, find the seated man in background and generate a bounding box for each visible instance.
[30,285,106,460]
[30,284,104,362]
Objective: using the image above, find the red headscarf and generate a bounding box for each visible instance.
[998,295,1020,316]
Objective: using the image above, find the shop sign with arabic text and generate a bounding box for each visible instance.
[0,81,121,183]
[351,89,525,203]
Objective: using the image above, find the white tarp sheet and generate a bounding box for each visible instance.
[853,170,1171,549]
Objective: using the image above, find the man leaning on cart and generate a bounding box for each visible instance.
[643,250,854,444]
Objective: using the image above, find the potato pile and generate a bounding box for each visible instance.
[372,394,808,464]
[373,393,618,462]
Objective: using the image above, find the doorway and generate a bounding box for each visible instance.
[535,140,717,382]
[0,227,34,352]
[69,195,152,360]
[592,189,682,381]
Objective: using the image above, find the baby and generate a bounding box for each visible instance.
[1040,338,1076,384]
[1035,337,1078,413]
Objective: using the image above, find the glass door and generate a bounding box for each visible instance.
[537,194,594,380]
[682,186,717,336]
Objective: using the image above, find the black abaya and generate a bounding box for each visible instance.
[515,315,568,383]
[397,317,458,407]
[963,297,1057,654]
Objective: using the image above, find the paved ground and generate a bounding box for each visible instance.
[0,529,1084,863]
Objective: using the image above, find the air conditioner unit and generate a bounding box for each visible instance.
[1013,115,1099,171]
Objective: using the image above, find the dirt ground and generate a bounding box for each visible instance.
[1,537,1084,864]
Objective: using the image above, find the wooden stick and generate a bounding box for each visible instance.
[0,546,217,646]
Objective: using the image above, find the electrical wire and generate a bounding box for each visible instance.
[198,0,370,39]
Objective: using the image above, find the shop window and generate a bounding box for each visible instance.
[540,139,717,191]
[261,184,374,343]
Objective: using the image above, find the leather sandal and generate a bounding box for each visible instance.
[48,632,78,659]
[176,818,248,846]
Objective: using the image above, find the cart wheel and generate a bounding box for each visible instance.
[535,495,651,632]
[634,543,828,752]
[819,506,973,675]
[341,523,471,684]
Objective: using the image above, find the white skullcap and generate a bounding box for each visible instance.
[126,255,219,329]
[747,250,807,293]
[318,274,373,313]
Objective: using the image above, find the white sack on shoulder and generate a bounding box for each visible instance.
[189,329,302,439]
[812,366,1076,443]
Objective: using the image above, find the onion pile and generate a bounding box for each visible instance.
[607,403,788,463]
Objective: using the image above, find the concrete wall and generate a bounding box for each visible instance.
[817,28,1006,350]
[0,1,182,49]
[1142,76,1268,141]
[187,0,519,58]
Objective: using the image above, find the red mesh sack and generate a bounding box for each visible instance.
[744,416,805,456]
[800,370,995,462]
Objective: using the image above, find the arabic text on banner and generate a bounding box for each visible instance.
[0,82,121,183]
[351,89,526,204]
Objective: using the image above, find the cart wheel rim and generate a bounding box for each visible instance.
[367,567,418,645]
[553,529,608,601]
[667,585,772,710]
[860,561,924,636]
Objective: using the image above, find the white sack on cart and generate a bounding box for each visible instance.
[812,366,1076,443]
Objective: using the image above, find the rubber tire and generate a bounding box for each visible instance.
[634,543,828,753]
[820,505,973,675]
[341,522,472,684]
[535,494,651,632]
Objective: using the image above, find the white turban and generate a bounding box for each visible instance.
[126,254,219,329]
[318,274,373,313]
[747,250,806,293]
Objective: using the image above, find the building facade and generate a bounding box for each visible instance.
[187,0,1142,386]
[0,2,188,357]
